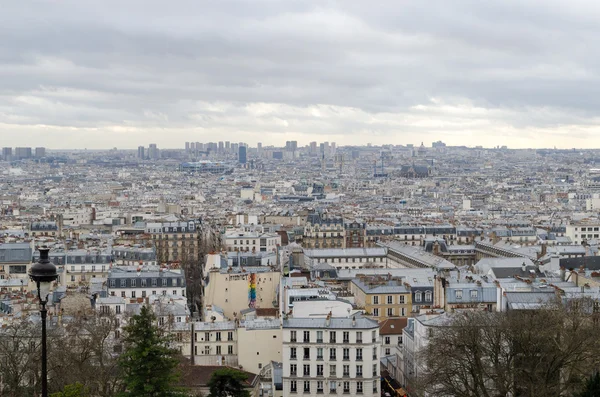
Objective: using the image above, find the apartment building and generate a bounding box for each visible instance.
[107,266,186,298]
[282,316,380,396]
[566,223,600,245]
[147,220,201,263]
[223,230,281,253]
[193,321,238,367]
[350,276,412,320]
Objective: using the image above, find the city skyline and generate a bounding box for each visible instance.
[2,1,600,149]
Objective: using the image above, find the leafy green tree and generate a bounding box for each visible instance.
[50,382,90,397]
[207,368,250,397]
[118,305,183,396]
[575,372,600,397]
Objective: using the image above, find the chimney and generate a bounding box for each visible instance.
[352,315,356,327]
[521,262,527,273]
[325,312,331,327]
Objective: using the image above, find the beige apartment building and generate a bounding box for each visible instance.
[203,267,281,320]
[350,276,412,321]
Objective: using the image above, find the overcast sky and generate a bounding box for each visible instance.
[1,0,599,149]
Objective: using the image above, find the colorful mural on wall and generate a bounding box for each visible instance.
[248,273,257,308]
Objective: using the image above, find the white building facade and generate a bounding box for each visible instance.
[283,316,380,396]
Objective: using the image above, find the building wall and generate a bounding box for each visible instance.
[237,325,282,374]
[203,270,281,320]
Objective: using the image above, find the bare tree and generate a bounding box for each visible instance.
[416,298,600,397]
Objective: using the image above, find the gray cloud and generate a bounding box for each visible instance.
[1,0,600,148]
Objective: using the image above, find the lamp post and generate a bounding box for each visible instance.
[29,246,58,397]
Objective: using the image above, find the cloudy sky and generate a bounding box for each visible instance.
[1,0,599,149]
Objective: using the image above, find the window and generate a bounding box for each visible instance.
[399,295,405,304]
[373,296,379,304]
[330,331,336,343]
[356,365,363,377]
[372,330,377,342]
[162,278,167,286]
[228,331,233,341]
[343,381,350,393]
[373,363,378,376]
[455,290,463,300]
[356,348,363,361]
[330,348,337,360]
[204,346,210,355]
[373,382,378,393]
[291,380,297,393]
[316,330,323,343]
[303,364,310,376]
[116,306,121,314]
[216,332,221,341]
[290,330,297,342]
[290,364,297,375]
[343,365,350,377]
[228,345,233,354]
[330,364,336,376]
[471,290,478,299]
[415,292,422,302]
[173,290,177,295]
[356,331,362,343]
[142,291,146,298]
[303,380,310,393]
[317,364,323,376]
[357,381,363,394]
[109,279,115,287]
[131,291,136,298]
[387,308,393,316]
[205,332,210,341]
[373,347,377,360]
[373,308,379,317]
[131,279,136,287]
[141,279,147,287]
[152,278,157,286]
[387,295,393,304]
[330,381,337,393]
[343,332,349,343]
[290,347,297,359]
[121,291,126,298]
[398,335,403,346]
[385,336,390,345]
[120,279,126,287]
[317,347,323,360]
[303,347,310,360]
[425,291,432,301]
[304,331,310,343]
[317,380,323,393]
[343,348,350,360]
[385,348,390,355]
[216,346,221,355]
[401,307,406,316]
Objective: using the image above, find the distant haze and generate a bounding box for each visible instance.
[1,1,600,149]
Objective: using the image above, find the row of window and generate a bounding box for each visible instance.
[290,330,377,344]
[109,278,181,287]
[371,292,431,305]
[317,257,385,263]
[194,345,234,355]
[289,380,374,394]
[290,363,378,377]
[576,227,600,232]
[110,290,184,298]
[289,347,377,361]
[371,307,407,317]
[194,331,235,342]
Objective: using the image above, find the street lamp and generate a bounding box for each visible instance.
[29,246,58,397]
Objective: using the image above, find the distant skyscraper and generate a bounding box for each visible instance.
[2,147,12,160]
[148,144,160,160]
[330,142,336,155]
[218,141,224,153]
[225,141,230,152]
[310,141,317,154]
[185,142,190,152]
[35,147,46,158]
[238,145,247,164]
[15,147,32,160]
[137,146,145,159]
